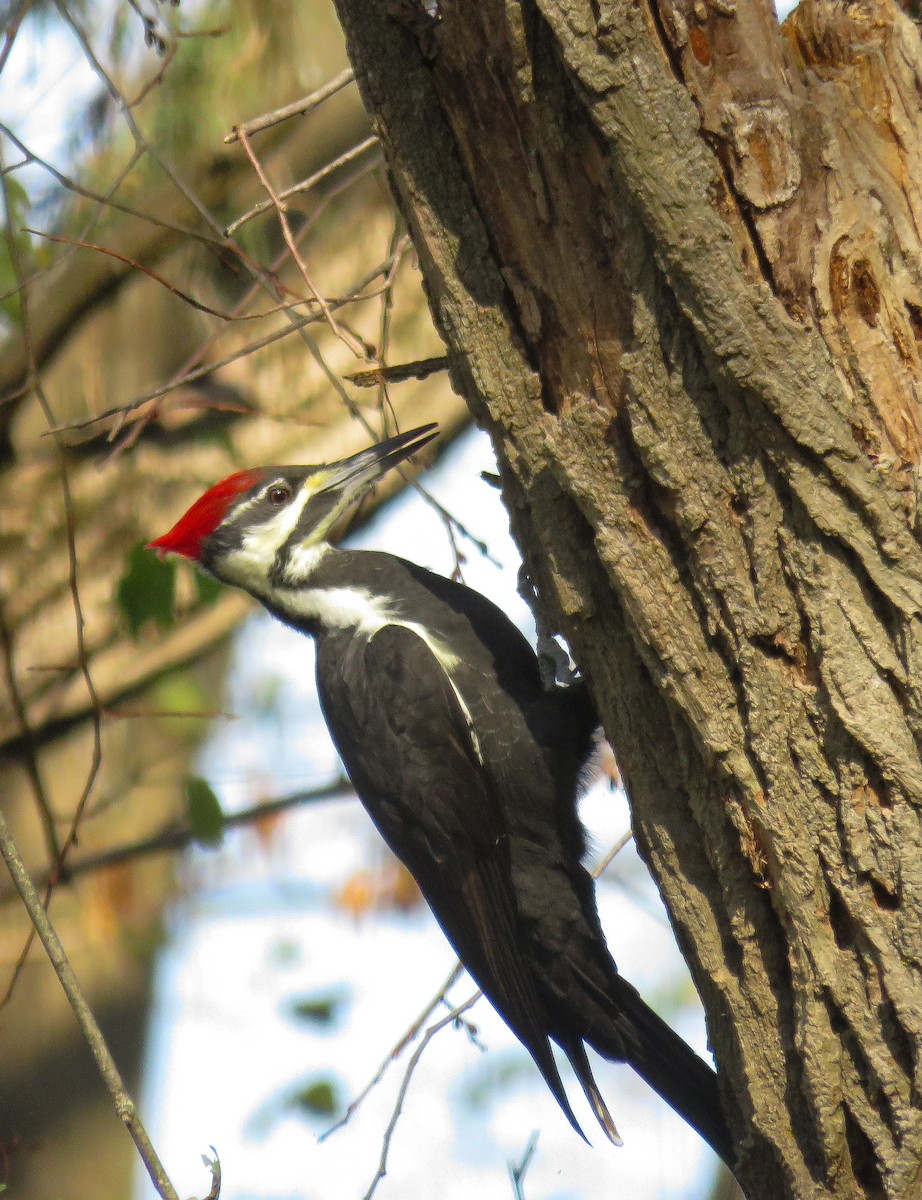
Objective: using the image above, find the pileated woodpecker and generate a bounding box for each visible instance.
[149,425,733,1165]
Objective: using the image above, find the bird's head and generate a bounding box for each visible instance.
[147,424,438,594]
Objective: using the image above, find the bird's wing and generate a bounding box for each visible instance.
[320,621,585,1138]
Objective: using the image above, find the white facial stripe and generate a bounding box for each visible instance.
[222,479,315,589]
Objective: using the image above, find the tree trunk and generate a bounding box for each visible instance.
[330,1,922,1196]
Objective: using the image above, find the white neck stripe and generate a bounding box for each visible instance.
[273,584,476,759]
[274,584,461,671]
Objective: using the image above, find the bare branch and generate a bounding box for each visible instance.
[0,143,102,1021]
[224,67,356,144]
[0,604,59,865]
[0,805,183,1200]
[0,1,29,75]
[41,253,401,442]
[372,218,406,425]
[345,355,448,388]
[508,1132,540,1200]
[1,136,103,903]
[0,774,355,905]
[50,7,371,426]
[360,990,482,1200]
[593,829,633,878]
[23,228,290,323]
[224,134,380,236]
[236,128,371,359]
[320,960,465,1142]
[323,826,633,1173]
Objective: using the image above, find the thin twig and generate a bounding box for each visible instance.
[361,990,482,1200]
[21,16,380,442]
[0,775,355,905]
[23,228,296,322]
[330,826,634,1167]
[0,141,104,975]
[415,484,503,569]
[593,829,633,878]
[224,134,380,236]
[41,254,400,441]
[320,960,465,1142]
[284,146,382,249]
[27,11,371,428]
[126,0,169,55]
[508,1131,540,1200]
[0,806,183,1200]
[49,3,482,560]
[345,355,449,388]
[237,128,369,360]
[0,920,36,1011]
[2,136,359,454]
[0,123,228,253]
[50,0,311,342]
[0,603,60,866]
[2,202,104,855]
[129,35,178,104]
[99,169,383,455]
[1,135,149,307]
[53,1,226,237]
[224,67,356,143]
[374,219,404,425]
[0,0,29,75]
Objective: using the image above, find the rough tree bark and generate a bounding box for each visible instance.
[330,1,922,1197]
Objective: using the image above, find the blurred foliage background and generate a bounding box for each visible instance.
[0,3,466,1195]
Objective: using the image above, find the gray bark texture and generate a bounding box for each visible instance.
[329,1,922,1197]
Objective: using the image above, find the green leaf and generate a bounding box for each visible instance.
[117,542,176,637]
[288,991,345,1027]
[0,249,23,326]
[194,571,223,607]
[185,776,224,847]
[290,1078,339,1119]
[0,181,33,327]
[3,176,30,225]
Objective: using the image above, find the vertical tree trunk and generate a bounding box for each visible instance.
[330,2,922,1196]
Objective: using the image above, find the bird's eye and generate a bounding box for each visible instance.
[267,484,292,506]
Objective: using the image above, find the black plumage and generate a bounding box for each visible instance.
[149,425,734,1167]
[302,552,731,1160]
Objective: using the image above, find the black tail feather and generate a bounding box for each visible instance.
[530,1037,592,1145]
[593,976,735,1167]
[561,1035,623,1146]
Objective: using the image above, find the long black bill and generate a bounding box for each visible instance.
[320,423,439,496]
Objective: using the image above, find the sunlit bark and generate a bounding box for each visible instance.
[332,2,922,1195]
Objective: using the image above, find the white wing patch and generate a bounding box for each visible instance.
[443,674,484,765]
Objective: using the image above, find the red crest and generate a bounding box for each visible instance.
[147,469,265,560]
